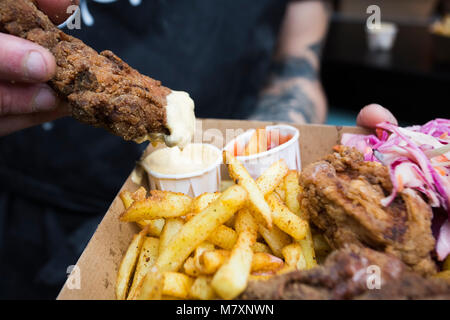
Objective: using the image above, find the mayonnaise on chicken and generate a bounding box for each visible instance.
[164,90,196,148]
[142,143,220,175]
[134,90,195,149]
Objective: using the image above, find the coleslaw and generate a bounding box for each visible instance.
[341,119,450,261]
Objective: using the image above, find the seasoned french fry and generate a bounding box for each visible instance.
[255,161,307,243]
[162,272,194,298]
[120,190,193,221]
[249,274,272,282]
[256,128,267,154]
[136,218,165,237]
[115,228,146,300]
[194,248,279,275]
[274,186,286,202]
[284,171,301,214]
[284,171,317,269]
[244,128,267,155]
[161,295,183,300]
[183,257,200,277]
[189,276,216,300]
[120,190,134,209]
[255,160,289,195]
[244,130,258,156]
[295,232,317,269]
[258,224,291,257]
[280,243,307,273]
[225,214,236,228]
[212,209,258,299]
[193,242,215,270]
[136,186,247,300]
[133,268,164,300]
[199,250,230,274]
[143,185,248,286]
[206,225,270,254]
[187,241,258,276]
[120,187,148,208]
[251,252,284,273]
[193,192,221,213]
[224,151,272,228]
[120,189,166,236]
[207,225,237,250]
[267,194,307,241]
[159,218,185,254]
[132,187,147,201]
[127,237,159,300]
[220,180,235,192]
[251,242,272,254]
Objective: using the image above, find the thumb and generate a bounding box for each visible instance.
[356,104,398,129]
[0,33,56,83]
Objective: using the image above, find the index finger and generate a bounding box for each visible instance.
[35,0,79,25]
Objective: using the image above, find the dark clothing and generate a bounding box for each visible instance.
[0,0,288,298]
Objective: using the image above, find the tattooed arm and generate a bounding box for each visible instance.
[248,1,329,124]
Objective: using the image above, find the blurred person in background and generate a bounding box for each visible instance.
[0,0,396,298]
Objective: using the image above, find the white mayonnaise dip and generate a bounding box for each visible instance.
[135,90,195,149]
[142,143,220,176]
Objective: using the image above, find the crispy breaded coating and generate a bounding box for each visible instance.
[0,0,171,141]
[299,146,436,276]
[241,245,450,300]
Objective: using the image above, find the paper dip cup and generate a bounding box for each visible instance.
[366,22,398,51]
[224,124,301,179]
[141,143,222,197]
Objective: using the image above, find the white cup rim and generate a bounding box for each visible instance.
[366,22,398,34]
[143,143,222,180]
[224,124,300,161]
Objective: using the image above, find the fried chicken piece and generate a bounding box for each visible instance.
[241,245,450,300]
[0,0,195,147]
[299,146,436,276]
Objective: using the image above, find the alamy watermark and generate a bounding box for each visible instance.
[61,5,81,30]
[66,265,81,290]
[366,265,382,289]
[366,5,381,30]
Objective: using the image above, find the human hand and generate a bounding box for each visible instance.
[0,0,78,136]
[356,104,398,129]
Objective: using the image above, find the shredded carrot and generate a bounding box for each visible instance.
[440,132,448,139]
[397,175,404,192]
[376,128,384,140]
[333,145,341,152]
[434,154,449,163]
[434,166,447,176]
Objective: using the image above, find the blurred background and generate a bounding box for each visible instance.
[323,0,450,126]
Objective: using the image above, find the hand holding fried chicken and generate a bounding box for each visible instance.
[0,0,195,148]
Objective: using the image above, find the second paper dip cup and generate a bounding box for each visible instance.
[141,143,222,197]
[224,124,301,179]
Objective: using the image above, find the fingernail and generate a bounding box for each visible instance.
[33,87,56,112]
[24,51,47,81]
[380,105,398,125]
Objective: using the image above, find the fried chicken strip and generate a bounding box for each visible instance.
[299,146,437,276]
[0,0,195,147]
[241,245,450,300]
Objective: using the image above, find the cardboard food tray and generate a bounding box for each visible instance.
[57,119,369,300]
